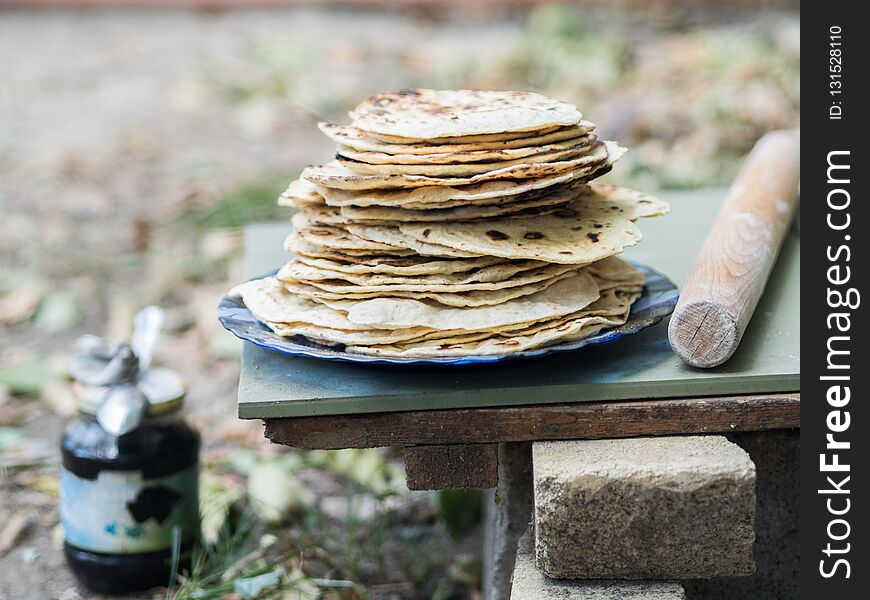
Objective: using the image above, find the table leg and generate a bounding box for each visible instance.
[404,443,499,490]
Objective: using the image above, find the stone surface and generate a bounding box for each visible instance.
[512,527,686,599]
[483,443,535,600]
[683,430,799,598]
[534,435,756,579]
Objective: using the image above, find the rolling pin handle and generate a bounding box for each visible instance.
[669,300,738,368]
[668,129,800,368]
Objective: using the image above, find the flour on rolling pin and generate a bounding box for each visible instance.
[668,130,800,368]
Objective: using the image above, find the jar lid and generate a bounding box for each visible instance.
[74,367,186,417]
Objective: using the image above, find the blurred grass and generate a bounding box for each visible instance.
[172,177,290,230]
[172,448,478,600]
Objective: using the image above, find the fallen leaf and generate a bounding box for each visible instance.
[281,567,322,600]
[213,418,263,445]
[20,473,60,498]
[0,358,58,396]
[57,587,83,600]
[225,447,258,476]
[307,449,406,496]
[0,426,23,451]
[430,579,456,600]
[132,217,153,253]
[200,229,243,262]
[103,292,137,341]
[0,281,44,325]
[40,379,78,417]
[34,290,81,333]
[0,434,57,471]
[247,459,313,524]
[19,546,39,565]
[200,472,245,545]
[0,509,35,555]
[448,552,482,589]
[208,329,243,360]
[234,570,280,599]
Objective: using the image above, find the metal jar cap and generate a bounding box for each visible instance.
[69,306,184,435]
[73,367,187,418]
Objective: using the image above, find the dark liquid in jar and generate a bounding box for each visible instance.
[60,414,200,594]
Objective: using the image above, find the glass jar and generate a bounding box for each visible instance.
[59,375,200,594]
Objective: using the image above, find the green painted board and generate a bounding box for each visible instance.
[237,188,799,419]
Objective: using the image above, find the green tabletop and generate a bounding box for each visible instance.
[237,188,799,419]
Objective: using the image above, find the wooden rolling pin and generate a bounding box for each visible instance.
[668,130,800,368]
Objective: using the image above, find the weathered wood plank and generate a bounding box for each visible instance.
[264,393,799,450]
[404,443,498,490]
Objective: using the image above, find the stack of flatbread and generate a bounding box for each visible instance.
[231,89,669,358]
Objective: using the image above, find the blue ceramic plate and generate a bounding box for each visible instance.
[218,261,679,366]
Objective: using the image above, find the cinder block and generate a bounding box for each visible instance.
[534,435,755,579]
[512,527,686,600]
[683,430,799,598]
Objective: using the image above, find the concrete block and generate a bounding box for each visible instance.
[683,430,799,599]
[534,435,755,579]
[512,527,686,600]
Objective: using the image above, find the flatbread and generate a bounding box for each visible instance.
[278,178,323,208]
[288,262,580,294]
[263,323,415,345]
[300,189,578,226]
[346,289,639,358]
[349,89,582,139]
[295,254,505,276]
[277,258,548,288]
[345,200,568,223]
[365,125,570,145]
[336,134,597,166]
[341,195,567,225]
[300,195,572,226]
[291,220,410,254]
[316,264,641,339]
[318,121,595,155]
[232,277,500,345]
[285,268,579,307]
[359,286,641,349]
[229,87,666,360]
[398,184,669,264]
[291,288,638,350]
[234,270,641,353]
[334,141,596,177]
[297,205,349,227]
[290,211,477,258]
[303,142,617,191]
[346,223,483,258]
[334,268,599,331]
[271,323,503,347]
[586,255,648,287]
[285,235,416,260]
[231,277,423,335]
[496,289,641,337]
[317,168,601,208]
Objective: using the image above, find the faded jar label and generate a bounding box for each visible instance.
[60,466,199,554]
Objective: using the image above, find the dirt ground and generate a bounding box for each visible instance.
[0,6,798,600]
